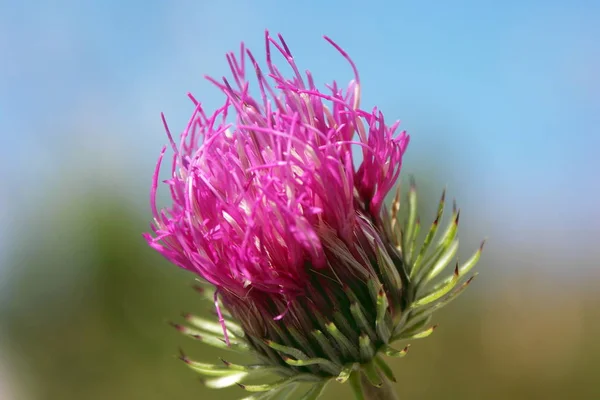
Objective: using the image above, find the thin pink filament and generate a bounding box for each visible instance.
[214,289,231,346]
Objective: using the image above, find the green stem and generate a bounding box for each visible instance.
[350,372,399,400]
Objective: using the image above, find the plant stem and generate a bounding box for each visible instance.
[355,373,399,400]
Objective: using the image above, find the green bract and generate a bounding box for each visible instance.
[173,181,484,399]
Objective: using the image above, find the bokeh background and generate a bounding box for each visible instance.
[1,0,599,399]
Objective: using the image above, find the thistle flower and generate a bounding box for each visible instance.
[144,31,484,400]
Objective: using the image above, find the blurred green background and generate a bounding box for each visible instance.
[2,0,599,399]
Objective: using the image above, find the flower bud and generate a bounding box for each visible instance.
[145,31,483,399]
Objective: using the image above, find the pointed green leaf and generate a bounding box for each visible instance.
[238,375,320,393]
[422,239,459,283]
[458,240,485,277]
[409,274,478,327]
[184,313,244,338]
[438,208,460,249]
[402,179,418,259]
[411,190,446,277]
[399,324,438,340]
[312,330,342,365]
[381,344,410,357]
[390,185,402,247]
[417,208,459,283]
[309,306,330,334]
[219,358,286,375]
[238,380,286,393]
[283,356,340,375]
[265,340,308,361]
[359,334,375,361]
[333,310,359,343]
[376,289,391,343]
[288,327,318,358]
[326,322,360,360]
[248,335,287,367]
[219,358,250,371]
[393,315,432,341]
[374,356,397,383]
[413,265,460,308]
[367,279,381,307]
[171,323,248,352]
[408,218,421,265]
[270,322,298,348]
[343,285,361,304]
[362,361,383,388]
[336,363,357,383]
[375,244,403,294]
[204,372,248,388]
[381,202,394,239]
[350,303,377,342]
[286,327,321,375]
[348,371,366,400]
[182,359,245,377]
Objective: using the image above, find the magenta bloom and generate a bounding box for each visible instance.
[146,32,408,317]
[145,31,481,397]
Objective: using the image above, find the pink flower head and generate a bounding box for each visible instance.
[145,31,409,324]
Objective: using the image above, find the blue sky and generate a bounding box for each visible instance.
[1,0,599,275]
